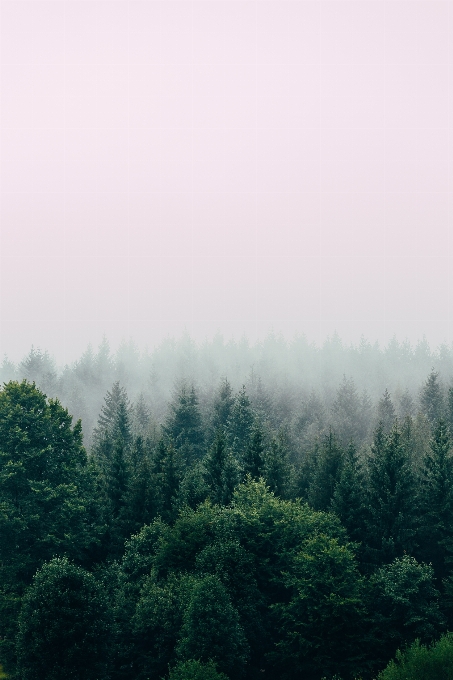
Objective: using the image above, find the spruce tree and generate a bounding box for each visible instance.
[163,384,205,466]
[227,385,254,458]
[331,442,368,547]
[421,370,445,427]
[243,420,265,480]
[364,423,418,567]
[307,429,344,511]
[418,419,453,581]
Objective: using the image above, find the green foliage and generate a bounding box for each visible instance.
[365,423,418,566]
[368,555,445,670]
[176,574,249,677]
[378,634,453,680]
[228,386,254,457]
[308,430,344,511]
[16,557,110,680]
[169,659,228,680]
[163,384,205,466]
[421,371,445,426]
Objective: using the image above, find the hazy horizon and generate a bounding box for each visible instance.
[1,1,452,364]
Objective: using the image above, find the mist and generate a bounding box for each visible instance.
[1,1,452,364]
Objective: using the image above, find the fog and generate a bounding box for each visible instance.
[1,2,452,364]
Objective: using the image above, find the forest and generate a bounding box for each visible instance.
[3,334,453,678]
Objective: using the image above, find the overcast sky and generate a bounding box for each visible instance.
[1,1,452,364]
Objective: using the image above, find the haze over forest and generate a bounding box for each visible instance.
[1,1,453,363]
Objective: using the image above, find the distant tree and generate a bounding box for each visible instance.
[163,384,205,466]
[331,376,365,447]
[132,393,151,436]
[377,389,397,434]
[92,381,131,446]
[204,429,239,506]
[16,557,111,680]
[263,434,292,499]
[421,371,445,426]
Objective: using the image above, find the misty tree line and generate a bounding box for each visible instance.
[4,337,453,678]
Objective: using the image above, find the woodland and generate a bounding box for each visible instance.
[3,335,453,678]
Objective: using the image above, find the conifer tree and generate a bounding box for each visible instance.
[421,370,445,427]
[204,429,240,505]
[418,419,453,581]
[163,384,205,466]
[228,385,254,457]
[243,420,265,480]
[263,435,292,499]
[331,442,368,547]
[377,388,396,434]
[307,429,343,511]
[364,423,418,567]
[210,378,235,440]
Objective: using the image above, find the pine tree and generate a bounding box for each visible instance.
[243,420,265,480]
[418,419,453,581]
[153,440,181,523]
[210,379,235,440]
[163,384,205,466]
[204,429,240,506]
[263,435,291,499]
[228,386,254,457]
[307,429,344,511]
[93,381,131,445]
[364,423,418,567]
[331,442,368,547]
[377,388,396,434]
[421,370,445,427]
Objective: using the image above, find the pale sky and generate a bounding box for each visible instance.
[1,1,452,363]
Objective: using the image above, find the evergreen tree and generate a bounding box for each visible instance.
[331,442,368,547]
[364,423,418,567]
[377,389,396,434]
[331,376,364,447]
[210,378,235,440]
[153,440,181,523]
[418,419,453,581]
[263,435,292,499]
[243,420,265,480]
[228,385,254,457]
[307,429,344,511]
[421,370,445,427]
[163,384,205,466]
[93,381,131,445]
[204,429,240,506]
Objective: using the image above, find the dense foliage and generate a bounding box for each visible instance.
[3,337,453,677]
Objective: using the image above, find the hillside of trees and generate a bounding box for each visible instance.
[3,335,453,678]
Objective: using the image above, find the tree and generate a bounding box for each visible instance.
[228,385,254,457]
[418,420,453,581]
[176,574,249,678]
[242,420,266,480]
[377,389,396,434]
[307,429,343,512]
[378,634,453,680]
[210,378,235,441]
[92,381,131,447]
[367,556,445,672]
[421,371,445,427]
[169,659,228,680]
[163,383,205,466]
[16,557,111,680]
[364,423,418,567]
[331,441,368,548]
[204,429,239,506]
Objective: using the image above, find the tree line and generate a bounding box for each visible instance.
[2,360,453,677]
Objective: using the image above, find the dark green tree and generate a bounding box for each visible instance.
[364,423,418,567]
[367,556,445,672]
[169,659,228,680]
[331,441,368,547]
[163,384,205,466]
[204,429,239,506]
[417,420,453,581]
[263,434,292,499]
[307,429,343,512]
[176,574,249,678]
[228,385,254,457]
[242,420,266,480]
[16,557,111,680]
[210,378,235,441]
[377,389,396,434]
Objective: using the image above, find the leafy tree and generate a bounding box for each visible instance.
[16,557,111,680]
[169,660,228,680]
[378,634,453,680]
[367,556,445,672]
[176,574,249,677]
[271,533,366,680]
